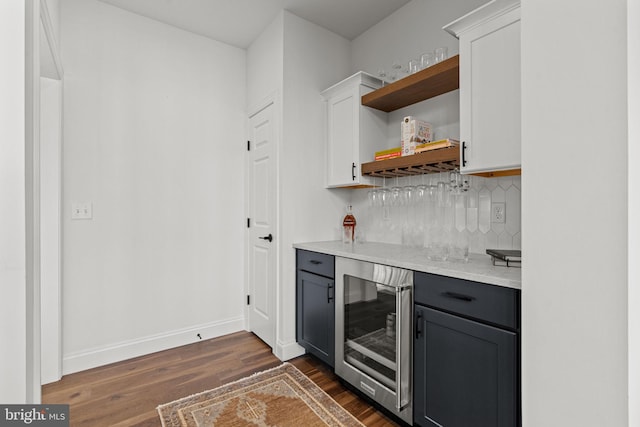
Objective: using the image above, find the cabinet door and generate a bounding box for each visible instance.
[414,305,518,427]
[323,72,386,188]
[459,7,521,174]
[296,270,335,366]
[326,86,358,187]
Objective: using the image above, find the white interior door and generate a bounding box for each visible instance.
[247,102,276,348]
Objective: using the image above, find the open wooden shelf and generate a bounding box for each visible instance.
[361,55,460,112]
[359,55,461,179]
[361,147,460,178]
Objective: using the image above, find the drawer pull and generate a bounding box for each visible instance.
[442,291,476,302]
[309,260,322,265]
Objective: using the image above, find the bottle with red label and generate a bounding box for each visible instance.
[342,205,356,244]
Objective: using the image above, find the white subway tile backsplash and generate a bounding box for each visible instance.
[492,222,505,235]
[484,177,499,191]
[478,188,492,233]
[498,176,513,190]
[354,172,521,253]
[467,187,478,208]
[513,232,522,248]
[491,186,506,203]
[467,207,479,232]
[485,230,499,249]
[498,231,514,249]
[512,177,521,190]
[466,187,479,232]
[475,175,521,250]
[454,194,467,232]
[505,186,521,236]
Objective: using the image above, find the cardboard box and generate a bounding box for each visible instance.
[401,116,433,156]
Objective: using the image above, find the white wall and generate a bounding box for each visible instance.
[0,0,28,404]
[247,12,283,115]
[350,0,485,78]
[628,0,639,425]
[351,0,486,144]
[60,0,247,373]
[279,11,352,358]
[521,0,628,425]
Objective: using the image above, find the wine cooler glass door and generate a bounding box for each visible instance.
[344,276,397,390]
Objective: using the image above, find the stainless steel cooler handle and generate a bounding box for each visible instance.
[396,286,402,410]
[395,285,411,411]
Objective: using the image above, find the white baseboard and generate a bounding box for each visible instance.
[62,316,245,375]
[275,339,305,361]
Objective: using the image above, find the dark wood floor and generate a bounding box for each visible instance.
[42,331,400,426]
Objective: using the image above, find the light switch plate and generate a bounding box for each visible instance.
[491,202,505,223]
[71,202,92,220]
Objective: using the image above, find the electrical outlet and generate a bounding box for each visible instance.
[491,202,506,223]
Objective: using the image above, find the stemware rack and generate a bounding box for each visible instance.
[361,147,460,178]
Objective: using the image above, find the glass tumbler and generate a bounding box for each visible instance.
[421,52,435,69]
[409,58,421,74]
[434,47,449,63]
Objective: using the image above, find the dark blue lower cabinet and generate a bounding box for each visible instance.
[414,305,519,427]
[296,270,335,367]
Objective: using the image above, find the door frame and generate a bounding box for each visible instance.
[39,77,62,385]
[629,1,640,424]
[245,92,280,349]
[39,0,64,386]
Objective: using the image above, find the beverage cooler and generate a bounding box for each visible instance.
[334,257,413,424]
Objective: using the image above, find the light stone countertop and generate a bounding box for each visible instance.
[293,241,521,290]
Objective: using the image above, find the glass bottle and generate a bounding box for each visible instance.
[342,205,356,244]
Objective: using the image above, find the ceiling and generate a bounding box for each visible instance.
[98,0,411,49]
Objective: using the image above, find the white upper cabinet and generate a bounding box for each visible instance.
[322,72,387,188]
[444,0,521,175]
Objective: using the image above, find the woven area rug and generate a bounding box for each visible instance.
[157,363,365,427]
